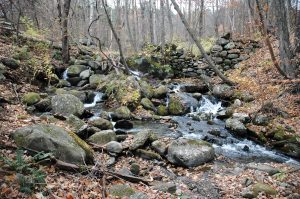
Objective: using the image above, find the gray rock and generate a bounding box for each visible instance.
[89,74,105,88]
[106,141,123,154]
[74,59,88,65]
[66,114,85,131]
[109,184,135,198]
[1,57,20,69]
[224,42,235,50]
[253,114,271,126]
[56,79,71,88]
[252,183,277,196]
[225,118,247,135]
[88,118,113,130]
[141,98,156,111]
[129,192,148,199]
[87,130,116,145]
[136,149,162,160]
[88,61,100,70]
[212,84,234,99]
[211,45,223,52]
[216,38,230,46]
[153,182,176,194]
[151,140,167,155]
[12,124,93,164]
[51,94,84,116]
[220,51,228,57]
[167,138,215,167]
[114,106,132,120]
[153,85,168,99]
[232,113,251,123]
[67,65,87,77]
[169,93,198,115]
[79,69,91,80]
[34,98,51,112]
[228,54,239,59]
[247,163,280,175]
[129,130,152,150]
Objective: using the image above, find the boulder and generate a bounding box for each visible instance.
[246,163,280,175]
[167,138,215,167]
[87,130,116,145]
[66,114,86,131]
[67,65,87,77]
[109,184,135,198]
[89,74,105,88]
[135,149,162,160]
[212,84,234,99]
[51,94,84,116]
[56,79,71,88]
[252,183,277,197]
[22,92,41,106]
[153,85,168,99]
[216,38,230,46]
[88,61,100,70]
[153,182,176,194]
[79,69,91,80]
[180,83,208,93]
[139,80,154,99]
[224,42,235,50]
[34,98,51,112]
[12,124,93,164]
[169,93,198,115]
[129,130,152,150]
[88,118,113,130]
[232,113,251,123]
[114,106,132,120]
[253,114,271,126]
[1,57,20,69]
[151,140,167,155]
[106,141,123,154]
[225,118,247,136]
[115,120,133,129]
[157,105,168,116]
[141,98,156,111]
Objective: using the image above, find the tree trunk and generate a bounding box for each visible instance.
[170,0,235,86]
[160,0,165,54]
[199,0,204,37]
[166,0,173,42]
[149,0,155,44]
[87,0,94,46]
[125,0,137,52]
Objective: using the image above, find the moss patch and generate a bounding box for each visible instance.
[22,92,41,105]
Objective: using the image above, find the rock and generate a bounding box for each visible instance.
[129,130,152,150]
[225,118,247,136]
[252,183,277,197]
[169,93,198,115]
[153,182,176,194]
[224,42,235,50]
[213,57,223,64]
[88,118,113,130]
[181,83,208,93]
[79,69,91,80]
[157,105,168,116]
[220,51,228,57]
[153,85,168,99]
[139,80,154,99]
[192,93,202,100]
[51,94,84,116]
[66,77,82,86]
[22,92,41,106]
[129,192,148,199]
[89,74,105,88]
[228,49,241,54]
[211,45,223,52]
[232,113,251,123]
[67,65,87,77]
[167,138,215,167]
[136,149,162,160]
[221,32,231,40]
[115,120,133,129]
[141,98,156,111]
[106,141,123,154]
[116,134,128,142]
[88,61,100,70]
[241,189,255,198]
[216,38,230,46]
[114,106,132,120]
[233,99,242,107]
[1,57,20,69]
[34,98,51,112]
[253,114,271,126]
[109,184,135,198]
[130,163,140,175]
[87,130,116,145]
[151,140,167,155]
[12,124,93,164]
[66,114,85,131]
[74,59,88,65]
[228,54,239,59]
[67,90,87,102]
[56,79,71,88]
[207,129,222,137]
[247,163,280,175]
[212,84,234,99]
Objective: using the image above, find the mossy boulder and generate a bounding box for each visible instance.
[12,124,93,164]
[109,184,135,198]
[66,114,86,131]
[167,138,215,167]
[22,92,41,106]
[51,94,84,117]
[168,93,198,115]
[88,118,113,130]
[135,149,162,160]
[153,85,168,99]
[67,65,88,77]
[212,84,234,99]
[87,130,116,145]
[252,183,277,197]
[114,106,132,120]
[1,57,20,69]
[169,99,184,115]
[34,98,51,112]
[130,163,140,175]
[139,80,154,99]
[56,79,71,88]
[157,105,168,116]
[141,98,156,111]
[68,131,94,161]
[129,130,153,150]
[89,74,105,88]
[151,140,167,155]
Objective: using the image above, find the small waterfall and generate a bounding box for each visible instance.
[172,84,181,93]
[129,69,141,80]
[84,92,103,108]
[196,96,223,116]
[62,69,69,80]
[108,112,116,130]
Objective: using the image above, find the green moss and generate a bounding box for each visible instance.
[136,149,162,160]
[258,132,267,143]
[252,183,277,196]
[169,100,184,115]
[273,127,287,141]
[68,131,94,162]
[187,139,211,147]
[22,92,41,105]
[13,46,30,60]
[157,105,168,116]
[109,184,135,197]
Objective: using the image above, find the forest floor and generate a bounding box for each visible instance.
[1,35,300,199]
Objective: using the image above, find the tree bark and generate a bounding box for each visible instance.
[125,0,137,52]
[160,0,165,52]
[149,0,155,44]
[166,0,173,42]
[170,0,235,86]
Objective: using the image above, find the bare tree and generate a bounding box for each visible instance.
[170,0,235,86]
[160,0,165,53]
[166,0,173,42]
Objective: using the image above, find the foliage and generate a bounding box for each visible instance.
[20,17,44,38]
[0,150,47,194]
[13,46,30,61]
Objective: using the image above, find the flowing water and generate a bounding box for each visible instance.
[84,92,104,108]
[62,69,69,80]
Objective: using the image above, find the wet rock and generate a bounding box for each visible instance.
[211,45,223,52]
[141,98,156,111]
[151,140,167,155]
[212,84,234,99]
[67,65,87,77]
[114,106,132,120]
[232,113,251,123]
[167,138,215,167]
[22,92,41,106]
[130,163,140,175]
[192,93,202,100]
[153,85,168,99]
[157,105,168,116]
[67,77,82,86]
[79,69,91,80]
[116,134,128,142]
[129,130,152,150]
[106,141,123,154]
[1,57,20,69]
[153,182,176,194]
[66,114,85,131]
[216,38,230,46]
[51,94,84,117]
[224,42,235,50]
[252,183,277,197]
[88,118,113,130]
[169,93,198,115]
[225,118,247,136]
[87,130,116,145]
[12,124,93,164]
[181,83,208,93]
[246,163,280,175]
[115,120,133,129]
[207,129,221,137]
[109,184,135,198]
[34,98,51,112]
